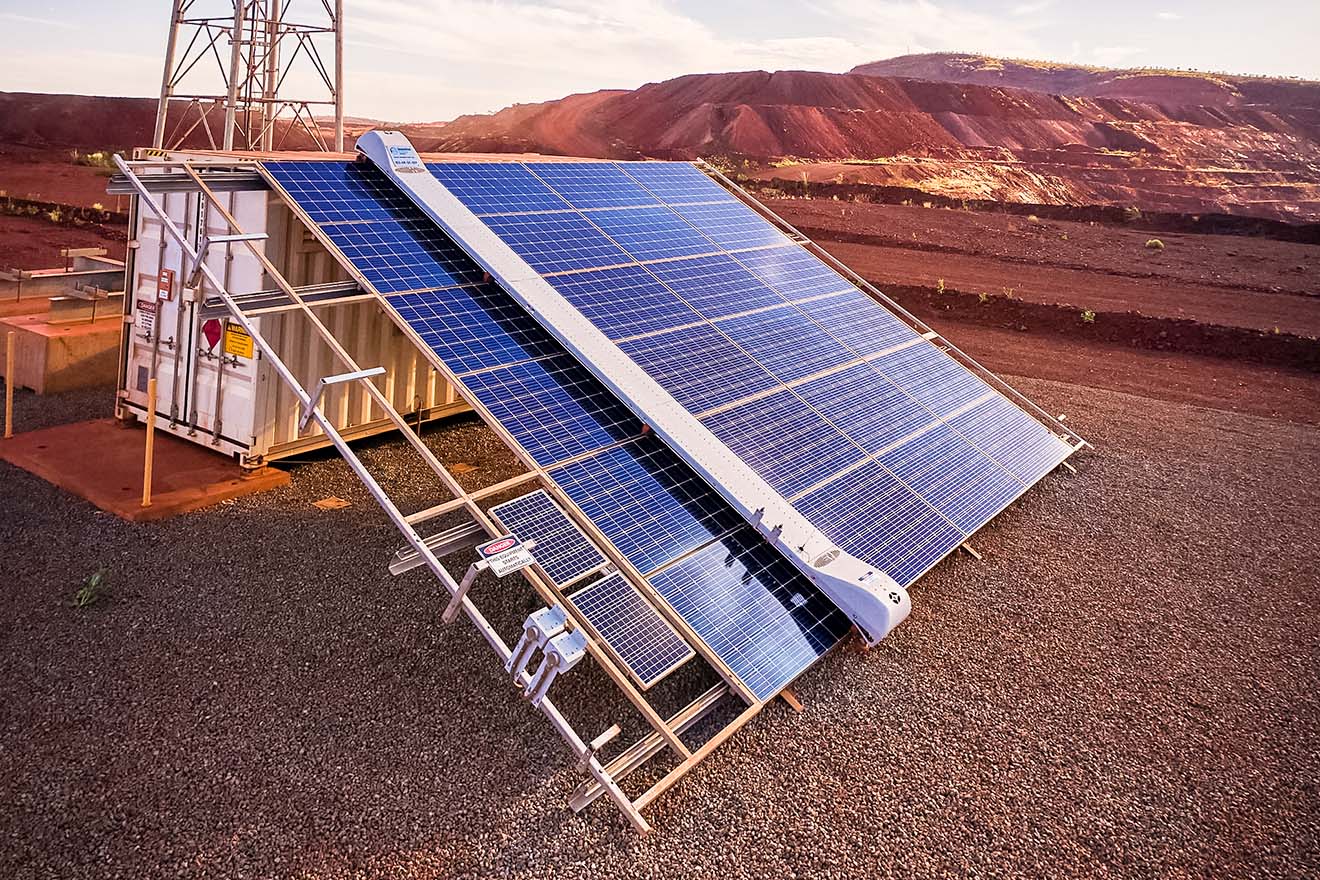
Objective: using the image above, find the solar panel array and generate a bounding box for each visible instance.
[420,160,1075,586]
[489,490,608,587]
[569,573,694,688]
[263,159,852,700]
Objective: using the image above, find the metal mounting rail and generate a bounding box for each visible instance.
[112,154,653,834]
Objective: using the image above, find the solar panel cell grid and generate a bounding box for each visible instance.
[700,391,865,498]
[617,323,780,414]
[713,304,857,383]
[547,265,698,340]
[569,573,693,687]
[644,254,786,316]
[390,284,561,376]
[580,205,720,263]
[524,163,661,210]
[489,490,608,587]
[548,437,744,577]
[482,211,633,275]
[664,200,791,252]
[649,528,852,700]
[425,162,571,216]
[460,356,640,468]
[614,162,737,205]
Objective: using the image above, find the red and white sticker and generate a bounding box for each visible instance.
[478,535,534,577]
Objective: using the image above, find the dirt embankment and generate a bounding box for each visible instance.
[421,66,1320,222]
[769,198,1320,374]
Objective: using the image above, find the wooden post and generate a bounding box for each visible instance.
[142,377,157,507]
[4,330,14,439]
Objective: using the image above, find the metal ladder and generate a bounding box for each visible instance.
[113,155,651,833]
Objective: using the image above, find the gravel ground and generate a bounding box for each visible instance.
[1,375,1318,879]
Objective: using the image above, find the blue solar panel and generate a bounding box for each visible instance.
[482,211,632,274]
[547,265,698,340]
[665,201,789,252]
[700,390,865,498]
[390,284,560,376]
[460,355,640,468]
[525,163,660,210]
[793,462,963,588]
[581,205,719,263]
[548,437,743,576]
[489,490,608,586]
[732,246,857,301]
[875,423,1022,534]
[794,363,936,455]
[713,304,856,383]
[569,572,694,687]
[615,162,736,205]
[948,395,1072,485]
[645,254,784,316]
[618,324,779,414]
[871,343,990,419]
[265,161,486,294]
[426,162,570,216]
[649,528,852,700]
[799,291,921,358]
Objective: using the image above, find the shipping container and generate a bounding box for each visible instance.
[114,153,466,467]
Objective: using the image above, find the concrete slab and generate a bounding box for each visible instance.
[0,418,289,521]
[0,312,120,393]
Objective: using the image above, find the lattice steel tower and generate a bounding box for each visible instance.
[153,0,344,152]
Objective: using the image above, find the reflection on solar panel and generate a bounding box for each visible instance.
[262,158,852,700]
[569,573,694,688]
[489,490,608,587]
[408,157,1075,589]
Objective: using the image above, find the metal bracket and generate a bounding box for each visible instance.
[577,724,621,770]
[389,520,487,576]
[526,629,590,708]
[507,605,568,681]
[298,366,386,433]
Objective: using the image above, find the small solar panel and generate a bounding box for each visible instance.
[569,572,694,688]
[489,490,608,587]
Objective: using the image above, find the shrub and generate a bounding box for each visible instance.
[1146,238,1165,250]
[1081,309,1097,323]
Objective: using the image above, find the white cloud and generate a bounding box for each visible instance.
[346,0,1057,119]
[1157,11,1182,21]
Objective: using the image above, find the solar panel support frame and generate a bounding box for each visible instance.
[356,130,912,646]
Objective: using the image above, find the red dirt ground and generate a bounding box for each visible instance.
[0,214,124,269]
[772,199,1320,337]
[925,320,1320,427]
[0,151,126,210]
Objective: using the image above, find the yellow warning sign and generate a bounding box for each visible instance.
[223,324,254,358]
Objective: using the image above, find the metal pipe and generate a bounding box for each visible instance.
[222,0,248,151]
[153,1,185,148]
[333,0,344,152]
[4,329,14,438]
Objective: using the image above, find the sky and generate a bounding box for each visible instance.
[0,0,1316,122]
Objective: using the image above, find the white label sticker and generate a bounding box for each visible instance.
[479,535,535,578]
[388,144,425,173]
[135,299,156,335]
